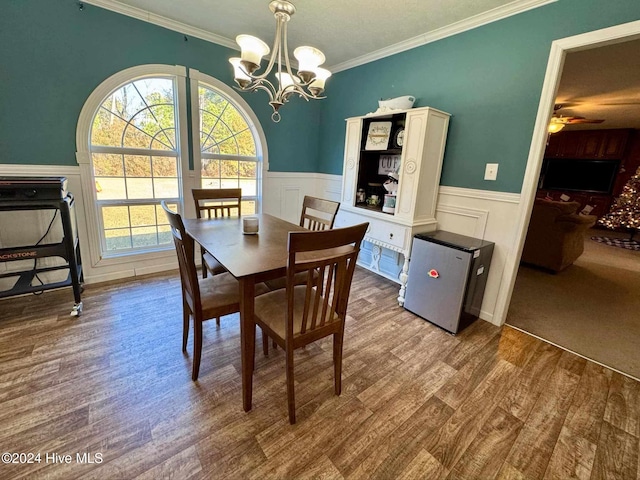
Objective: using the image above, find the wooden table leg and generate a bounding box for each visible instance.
[239,276,256,412]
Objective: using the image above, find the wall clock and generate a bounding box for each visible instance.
[393,127,405,148]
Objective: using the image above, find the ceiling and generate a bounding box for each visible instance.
[555,38,640,130]
[91,0,549,70]
[89,0,640,130]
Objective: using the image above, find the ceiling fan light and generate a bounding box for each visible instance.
[548,120,565,134]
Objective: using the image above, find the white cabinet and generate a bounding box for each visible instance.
[336,106,450,305]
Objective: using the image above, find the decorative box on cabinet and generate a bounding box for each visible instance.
[335,106,450,305]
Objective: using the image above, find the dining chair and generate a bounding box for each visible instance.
[192,188,242,278]
[299,196,340,231]
[162,201,268,381]
[265,196,341,293]
[253,222,368,424]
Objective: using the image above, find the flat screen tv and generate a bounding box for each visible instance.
[540,158,620,194]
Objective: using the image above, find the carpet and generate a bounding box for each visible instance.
[507,229,640,380]
[591,235,640,251]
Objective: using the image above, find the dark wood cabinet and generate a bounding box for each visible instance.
[545,129,631,159]
[580,133,601,158]
[599,130,630,159]
[540,129,632,220]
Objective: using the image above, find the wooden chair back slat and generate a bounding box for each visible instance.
[286,223,367,340]
[192,188,243,278]
[309,265,324,331]
[193,188,242,219]
[162,202,200,310]
[299,196,340,231]
[318,263,335,328]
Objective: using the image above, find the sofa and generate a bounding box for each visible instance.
[521,198,597,272]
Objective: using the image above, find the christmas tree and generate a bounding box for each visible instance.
[598,166,640,242]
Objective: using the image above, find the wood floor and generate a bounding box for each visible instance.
[0,268,638,479]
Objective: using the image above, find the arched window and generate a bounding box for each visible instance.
[191,69,266,215]
[77,65,266,263]
[91,75,180,252]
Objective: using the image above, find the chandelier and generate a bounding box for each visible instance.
[229,0,331,123]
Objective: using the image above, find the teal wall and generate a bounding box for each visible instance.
[0,0,321,172]
[1,1,639,190]
[318,0,640,193]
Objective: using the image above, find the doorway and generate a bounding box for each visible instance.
[501,24,640,379]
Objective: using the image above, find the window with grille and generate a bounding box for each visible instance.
[90,77,179,253]
[198,84,259,215]
[80,66,265,261]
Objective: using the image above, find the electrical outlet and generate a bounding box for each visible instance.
[484,163,499,181]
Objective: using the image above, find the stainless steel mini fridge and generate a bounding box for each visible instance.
[404,230,494,334]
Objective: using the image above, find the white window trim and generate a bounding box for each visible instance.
[187,68,268,218]
[76,64,189,268]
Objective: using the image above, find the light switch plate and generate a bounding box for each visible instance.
[484,163,499,181]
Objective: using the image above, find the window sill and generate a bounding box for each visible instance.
[95,246,174,268]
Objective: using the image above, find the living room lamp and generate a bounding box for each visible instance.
[229,0,331,123]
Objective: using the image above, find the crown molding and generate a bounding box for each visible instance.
[328,0,557,72]
[83,0,555,73]
[82,0,238,50]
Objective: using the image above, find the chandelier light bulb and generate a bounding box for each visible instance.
[229,58,251,88]
[294,46,325,83]
[309,68,332,96]
[276,72,300,90]
[236,34,270,73]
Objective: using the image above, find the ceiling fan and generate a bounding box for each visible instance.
[548,103,604,133]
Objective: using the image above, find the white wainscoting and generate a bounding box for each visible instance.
[437,186,521,325]
[0,165,87,291]
[0,166,521,325]
[272,175,523,326]
[0,164,179,286]
[262,172,343,224]
[0,167,343,286]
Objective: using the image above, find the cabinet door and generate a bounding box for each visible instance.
[545,132,581,157]
[599,130,630,159]
[341,118,362,207]
[545,130,630,159]
[395,110,428,222]
[545,134,562,157]
[578,131,602,158]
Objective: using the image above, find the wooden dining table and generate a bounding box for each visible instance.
[183,213,307,412]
